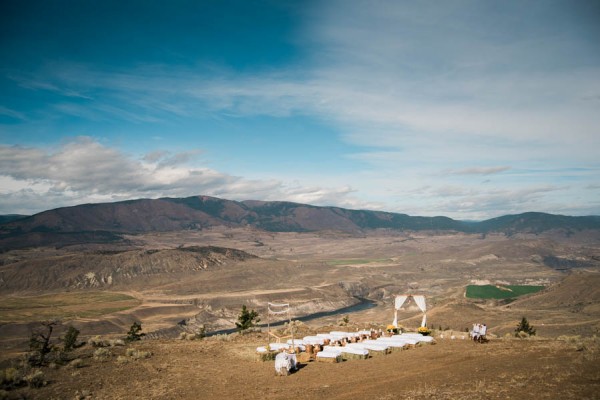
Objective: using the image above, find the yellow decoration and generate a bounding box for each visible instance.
[417,326,431,335]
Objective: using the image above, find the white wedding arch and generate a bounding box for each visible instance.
[392,295,427,328]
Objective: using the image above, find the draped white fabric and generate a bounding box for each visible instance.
[269,309,290,315]
[394,295,408,310]
[393,295,427,328]
[413,295,426,312]
[269,302,289,308]
[275,352,296,374]
[268,302,290,314]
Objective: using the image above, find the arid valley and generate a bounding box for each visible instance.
[1,211,599,399]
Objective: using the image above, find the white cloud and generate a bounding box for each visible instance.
[14,47,599,169]
[0,138,371,215]
[448,167,511,176]
[0,106,26,121]
[389,185,568,220]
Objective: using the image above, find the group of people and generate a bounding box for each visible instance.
[470,323,487,342]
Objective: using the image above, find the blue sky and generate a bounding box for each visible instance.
[1,0,599,219]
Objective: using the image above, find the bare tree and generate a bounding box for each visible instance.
[29,320,60,366]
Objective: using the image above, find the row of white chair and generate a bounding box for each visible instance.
[258,331,433,357]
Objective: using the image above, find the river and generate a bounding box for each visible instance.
[206,297,378,336]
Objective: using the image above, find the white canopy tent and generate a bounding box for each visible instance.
[392,294,427,328]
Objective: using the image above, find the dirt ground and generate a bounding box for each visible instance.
[5,332,599,400]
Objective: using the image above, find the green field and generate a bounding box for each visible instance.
[466,285,545,299]
[0,291,140,323]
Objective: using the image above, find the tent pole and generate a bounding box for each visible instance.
[267,304,270,348]
[289,307,295,351]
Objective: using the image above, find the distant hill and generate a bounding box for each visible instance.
[474,212,600,235]
[0,195,599,250]
[0,215,28,224]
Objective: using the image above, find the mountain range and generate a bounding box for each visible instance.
[1,195,599,250]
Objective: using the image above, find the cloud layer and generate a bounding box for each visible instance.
[0,137,375,215]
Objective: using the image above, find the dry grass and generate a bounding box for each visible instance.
[1,334,597,400]
[0,292,140,323]
[92,348,111,361]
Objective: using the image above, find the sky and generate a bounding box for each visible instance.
[1,0,599,220]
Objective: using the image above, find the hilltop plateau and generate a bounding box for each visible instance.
[2,332,599,400]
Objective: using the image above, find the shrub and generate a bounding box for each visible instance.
[514,317,536,337]
[210,334,232,342]
[74,389,92,399]
[24,369,45,388]
[125,348,151,360]
[109,339,125,347]
[0,367,23,389]
[116,356,129,364]
[235,305,260,332]
[62,326,80,352]
[47,346,70,365]
[517,331,529,339]
[282,320,305,335]
[126,322,145,342]
[93,348,111,361]
[257,351,277,362]
[558,335,581,343]
[195,325,206,339]
[132,350,151,360]
[89,336,110,347]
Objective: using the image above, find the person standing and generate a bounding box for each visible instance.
[472,323,480,342]
[480,324,487,342]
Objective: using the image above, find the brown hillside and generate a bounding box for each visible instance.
[0,246,256,293]
[509,270,600,311]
